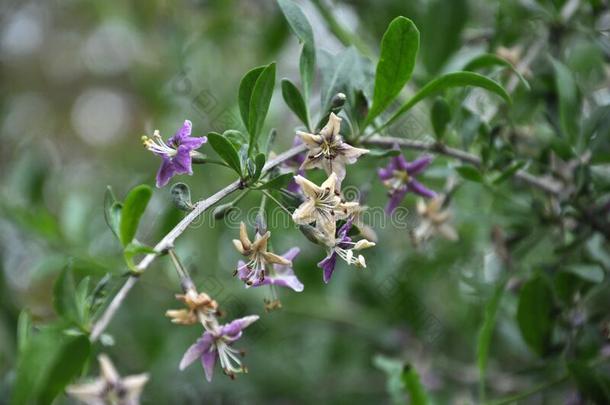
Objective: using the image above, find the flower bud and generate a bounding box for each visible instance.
[170,183,193,211]
[213,202,235,219]
[331,92,347,110]
[299,224,326,245]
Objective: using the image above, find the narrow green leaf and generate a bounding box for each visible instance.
[255,173,294,190]
[17,310,31,354]
[492,161,526,185]
[477,282,505,401]
[551,58,580,143]
[431,97,451,140]
[238,66,265,130]
[401,364,430,405]
[207,132,243,175]
[123,241,157,272]
[517,276,554,356]
[463,53,530,90]
[281,79,310,129]
[119,184,152,247]
[456,165,484,183]
[277,0,315,99]
[103,186,122,239]
[248,62,276,152]
[367,17,419,124]
[568,361,610,404]
[223,129,248,150]
[53,267,78,323]
[252,153,266,182]
[421,0,467,73]
[383,72,511,130]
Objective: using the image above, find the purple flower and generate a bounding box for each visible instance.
[317,219,375,283]
[179,315,259,381]
[378,154,436,214]
[142,120,207,188]
[237,247,304,292]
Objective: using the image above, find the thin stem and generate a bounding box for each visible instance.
[89,143,307,342]
[167,248,194,293]
[262,190,293,216]
[361,136,563,196]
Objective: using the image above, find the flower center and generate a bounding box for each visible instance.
[142,131,177,157]
[384,170,410,191]
[216,340,245,377]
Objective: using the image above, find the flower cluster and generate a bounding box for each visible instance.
[167,287,259,382]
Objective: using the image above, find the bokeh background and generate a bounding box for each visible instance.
[1,0,610,404]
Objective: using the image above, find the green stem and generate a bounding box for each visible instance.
[262,190,292,216]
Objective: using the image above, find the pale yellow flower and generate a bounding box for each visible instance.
[413,196,458,244]
[66,354,149,405]
[297,113,368,183]
[291,172,359,243]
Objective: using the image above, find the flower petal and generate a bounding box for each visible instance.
[180,135,207,150]
[385,187,408,214]
[318,252,337,283]
[179,333,213,370]
[201,349,217,382]
[409,179,436,198]
[172,145,194,175]
[221,315,260,338]
[294,175,321,197]
[156,156,176,188]
[168,120,192,146]
[292,198,317,225]
[405,155,433,175]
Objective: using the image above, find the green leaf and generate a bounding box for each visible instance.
[207,132,243,175]
[277,0,315,99]
[492,161,526,185]
[119,184,152,247]
[12,327,91,405]
[367,17,419,124]
[320,47,361,113]
[17,310,31,354]
[103,186,122,239]
[551,58,580,143]
[477,282,505,401]
[248,62,276,153]
[463,53,530,90]
[223,129,248,150]
[456,165,484,183]
[53,267,78,323]
[431,97,451,140]
[383,72,511,130]
[281,79,310,129]
[517,276,555,356]
[563,264,605,284]
[74,277,90,326]
[401,364,430,405]
[374,355,407,404]
[568,361,610,404]
[254,172,294,190]
[123,241,156,273]
[252,153,266,182]
[239,66,265,131]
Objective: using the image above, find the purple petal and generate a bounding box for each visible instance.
[236,261,249,281]
[168,120,192,146]
[408,179,436,198]
[156,156,176,188]
[377,166,394,181]
[264,274,304,292]
[279,247,300,264]
[172,145,194,175]
[180,135,207,150]
[393,154,410,171]
[337,218,353,240]
[201,349,216,382]
[221,315,259,338]
[405,155,433,175]
[179,333,213,370]
[385,187,408,215]
[318,252,337,284]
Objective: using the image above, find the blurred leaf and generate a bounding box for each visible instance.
[53,267,78,324]
[17,310,31,354]
[551,58,581,143]
[103,186,122,239]
[367,17,419,124]
[277,0,315,99]
[123,241,156,273]
[568,361,610,403]
[365,149,401,158]
[421,0,468,73]
[492,161,526,185]
[248,62,276,153]
[281,79,310,129]
[255,173,294,190]
[517,276,554,356]
[119,185,152,247]
[431,97,451,140]
[208,132,243,175]
[13,327,90,405]
[374,355,407,404]
[563,264,605,284]
[401,364,430,405]
[463,53,530,90]
[456,166,484,183]
[477,282,505,400]
[384,72,511,129]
